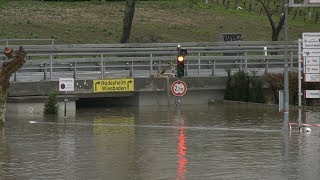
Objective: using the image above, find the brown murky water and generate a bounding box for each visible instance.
[1,105,320,180]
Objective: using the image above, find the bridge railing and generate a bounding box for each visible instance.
[0,41,299,82]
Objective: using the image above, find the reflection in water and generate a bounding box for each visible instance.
[175,114,188,180]
[1,105,320,179]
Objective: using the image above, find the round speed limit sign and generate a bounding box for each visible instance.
[171,80,187,97]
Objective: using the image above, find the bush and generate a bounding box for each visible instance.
[44,90,59,115]
[224,69,265,103]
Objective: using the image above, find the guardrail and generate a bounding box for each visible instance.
[0,41,299,82]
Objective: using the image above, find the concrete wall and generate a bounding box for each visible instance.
[8,77,228,106]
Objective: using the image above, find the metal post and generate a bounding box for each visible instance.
[290,50,294,72]
[64,92,67,119]
[298,39,302,107]
[100,54,104,78]
[283,0,289,124]
[43,63,47,80]
[50,55,53,80]
[264,47,268,74]
[13,72,17,81]
[130,61,134,77]
[198,52,201,76]
[73,62,77,79]
[211,60,216,76]
[150,53,153,76]
[158,60,161,73]
[244,52,247,72]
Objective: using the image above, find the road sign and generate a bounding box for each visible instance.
[303,48,320,56]
[304,56,320,65]
[305,74,320,82]
[171,80,187,97]
[305,65,320,74]
[59,78,74,91]
[303,32,320,48]
[305,90,320,98]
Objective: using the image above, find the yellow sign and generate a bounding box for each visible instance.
[93,78,134,93]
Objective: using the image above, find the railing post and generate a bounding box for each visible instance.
[158,59,161,73]
[150,53,153,76]
[265,59,269,74]
[129,61,134,77]
[290,50,293,72]
[244,52,247,72]
[50,55,53,80]
[43,63,47,80]
[185,56,188,76]
[73,62,77,79]
[198,52,201,76]
[13,72,17,81]
[211,60,216,76]
[100,54,104,78]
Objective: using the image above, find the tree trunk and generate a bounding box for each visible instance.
[0,46,27,126]
[120,0,136,43]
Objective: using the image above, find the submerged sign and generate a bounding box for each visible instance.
[93,78,134,93]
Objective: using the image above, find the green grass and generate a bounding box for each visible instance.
[0,0,318,44]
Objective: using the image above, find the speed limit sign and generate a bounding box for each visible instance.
[171,80,187,96]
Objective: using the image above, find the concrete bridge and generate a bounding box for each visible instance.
[3,40,300,116]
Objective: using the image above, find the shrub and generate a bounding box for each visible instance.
[44,90,59,115]
[224,69,265,103]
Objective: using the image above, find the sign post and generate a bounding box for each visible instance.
[171,80,187,109]
[59,78,74,119]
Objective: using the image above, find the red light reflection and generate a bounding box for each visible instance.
[176,119,188,180]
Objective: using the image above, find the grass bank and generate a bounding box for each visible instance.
[0,0,318,44]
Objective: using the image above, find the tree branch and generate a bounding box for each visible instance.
[0,46,27,88]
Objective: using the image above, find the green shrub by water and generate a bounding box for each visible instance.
[44,90,59,115]
[224,69,266,103]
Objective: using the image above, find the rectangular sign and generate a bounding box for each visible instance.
[59,78,74,92]
[305,74,320,82]
[309,0,320,4]
[303,33,320,48]
[303,48,320,56]
[305,65,320,74]
[93,78,134,93]
[305,90,320,98]
[304,56,320,65]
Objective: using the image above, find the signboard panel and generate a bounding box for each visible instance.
[305,90,320,98]
[305,74,320,82]
[305,65,320,74]
[93,78,134,93]
[303,48,320,56]
[303,33,320,48]
[59,78,74,92]
[304,56,320,65]
[309,0,320,4]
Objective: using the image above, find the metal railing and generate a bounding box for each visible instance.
[0,41,299,82]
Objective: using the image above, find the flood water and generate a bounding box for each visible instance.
[1,104,320,180]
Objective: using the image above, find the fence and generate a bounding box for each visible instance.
[0,41,299,82]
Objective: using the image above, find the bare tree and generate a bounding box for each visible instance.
[120,0,136,43]
[257,0,290,41]
[0,47,27,125]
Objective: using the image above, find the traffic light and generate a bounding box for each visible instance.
[176,48,187,78]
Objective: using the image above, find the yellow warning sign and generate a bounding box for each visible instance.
[93,78,134,93]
